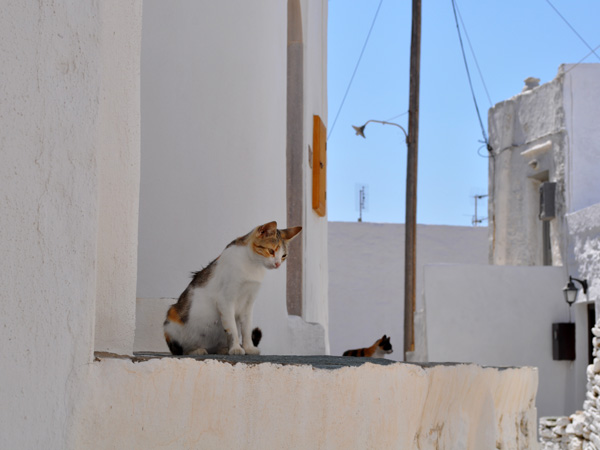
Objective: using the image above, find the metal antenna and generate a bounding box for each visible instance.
[358,186,366,222]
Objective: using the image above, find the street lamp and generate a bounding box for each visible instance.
[352,120,408,143]
[352,119,415,362]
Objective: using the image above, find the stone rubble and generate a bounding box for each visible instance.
[540,322,600,450]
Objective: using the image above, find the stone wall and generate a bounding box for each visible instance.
[540,321,600,449]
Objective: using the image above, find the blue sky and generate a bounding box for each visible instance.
[327,0,600,226]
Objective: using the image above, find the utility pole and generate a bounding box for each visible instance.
[404,0,421,361]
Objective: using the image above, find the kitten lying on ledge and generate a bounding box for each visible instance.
[164,221,302,356]
[343,335,393,358]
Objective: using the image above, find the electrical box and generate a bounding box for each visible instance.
[312,115,326,217]
[539,182,556,221]
[552,322,575,361]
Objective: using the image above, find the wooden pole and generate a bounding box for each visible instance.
[404,0,421,361]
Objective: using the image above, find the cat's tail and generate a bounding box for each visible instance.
[252,327,262,347]
[164,331,184,355]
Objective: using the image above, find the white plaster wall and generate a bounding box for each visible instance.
[300,1,329,343]
[94,1,142,355]
[72,356,538,450]
[0,1,142,448]
[563,65,600,214]
[137,1,329,354]
[328,222,488,359]
[424,264,583,418]
[138,1,287,298]
[138,2,291,354]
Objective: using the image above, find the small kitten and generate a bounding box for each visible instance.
[343,335,393,358]
[164,221,301,356]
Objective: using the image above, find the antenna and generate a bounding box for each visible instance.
[356,184,369,222]
[358,186,366,222]
[472,194,488,226]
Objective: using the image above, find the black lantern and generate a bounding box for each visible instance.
[552,276,588,361]
[562,276,588,306]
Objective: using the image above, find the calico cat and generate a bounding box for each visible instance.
[343,335,393,358]
[164,221,301,356]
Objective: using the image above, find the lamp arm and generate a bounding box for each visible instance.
[570,276,588,294]
[363,119,409,142]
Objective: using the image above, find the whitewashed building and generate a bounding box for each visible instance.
[0,2,332,448]
[0,2,547,448]
[487,63,600,414]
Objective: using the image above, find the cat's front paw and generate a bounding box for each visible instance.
[188,348,208,356]
[243,345,260,355]
[228,345,245,355]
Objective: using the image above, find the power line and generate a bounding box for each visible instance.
[385,111,408,122]
[564,42,600,75]
[453,0,492,107]
[451,0,491,152]
[544,0,600,62]
[327,0,385,141]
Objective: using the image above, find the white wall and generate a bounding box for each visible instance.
[328,222,488,358]
[137,1,329,354]
[424,264,584,418]
[138,1,288,298]
[0,2,142,448]
[563,65,600,214]
[71,355,538,450]
[94,1,141,355]
[300,0,330,348]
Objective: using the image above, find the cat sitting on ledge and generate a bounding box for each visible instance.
[163,221,301,356]
[343,335,393,358]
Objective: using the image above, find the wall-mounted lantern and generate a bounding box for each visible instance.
[553,276,588,361]
[562,276,588,305]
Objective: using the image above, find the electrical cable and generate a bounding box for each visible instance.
[385,111,408,122]
[451,0,492,153]
[327,0,385,141]
[544,0,600,62]
[453,0,493,107]
[477,143,490,158]
[564,42,600,75]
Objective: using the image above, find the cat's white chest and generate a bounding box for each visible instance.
[212,246,266,288]
[196,245,267,315]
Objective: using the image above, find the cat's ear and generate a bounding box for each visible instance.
[382,334,387,340]
[257,221,277,236]
[280,226,302,242]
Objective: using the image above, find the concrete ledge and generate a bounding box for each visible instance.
[130,352,399,370]
[72,354,538,449]
[127,352,527,371]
